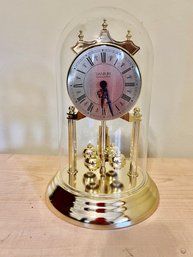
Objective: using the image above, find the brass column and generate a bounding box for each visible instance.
[128,107,142,183]
[67,106,77,187]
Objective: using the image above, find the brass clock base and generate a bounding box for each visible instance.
[46,167,159,229]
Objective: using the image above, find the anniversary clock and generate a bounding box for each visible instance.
[46,8,159,229]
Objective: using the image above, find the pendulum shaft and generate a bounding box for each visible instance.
[68,106,77,187]
[99,120,107,176]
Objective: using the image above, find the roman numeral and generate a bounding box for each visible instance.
[76,69,85,74]
[87,102,94,112]
[86,57,94,66]
[73,84,83,88]
[101,52,106,63]
[122,67,131,74]
[94,55,98,61]
[125,82,135,87]
[109,55,113,61]
[115,105,120,111]
[114,59,118,66]
[121,94,131,102]
[77,94,86,103]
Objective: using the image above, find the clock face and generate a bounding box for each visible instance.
[67,44,141,120]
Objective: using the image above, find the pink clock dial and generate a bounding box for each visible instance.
[67,44,141,120]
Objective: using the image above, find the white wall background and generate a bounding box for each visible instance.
[0,0,192,157]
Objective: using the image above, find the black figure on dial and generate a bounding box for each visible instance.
[67,44,141,120]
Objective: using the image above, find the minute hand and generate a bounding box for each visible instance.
[105,90,114,116]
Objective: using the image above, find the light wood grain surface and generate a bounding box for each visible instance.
[0,155,193,257]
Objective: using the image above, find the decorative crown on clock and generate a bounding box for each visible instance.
[72,19,140,55]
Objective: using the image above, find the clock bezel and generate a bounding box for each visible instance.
[66,43,142,120]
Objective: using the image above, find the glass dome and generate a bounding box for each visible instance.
[46,7,159,229]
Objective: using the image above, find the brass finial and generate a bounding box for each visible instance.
[68,106,75,115]
[102,19,108,30]
[126,30,132,40]
[133,107,142,121]
[72,20,140,55]
[134,107,141,116]
[78,30,84,41]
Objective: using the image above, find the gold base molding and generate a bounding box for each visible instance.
[46,166,159,229]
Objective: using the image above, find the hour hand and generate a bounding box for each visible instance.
[99,80,114,116]
[97,89,105,115]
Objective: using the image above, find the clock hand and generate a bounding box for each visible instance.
[99,81,107,115]
[105,91,114,116]
[99,80,114,116]
[101,92,105,115]
[97,89,105,115]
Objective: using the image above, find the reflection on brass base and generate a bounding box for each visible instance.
[46,168,159,229]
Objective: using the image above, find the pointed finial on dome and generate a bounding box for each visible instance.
[102,19,108,30]
[78,30,84,41]
[126,30,132,40]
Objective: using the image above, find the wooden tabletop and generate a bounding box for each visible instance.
[0,154,193,257]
